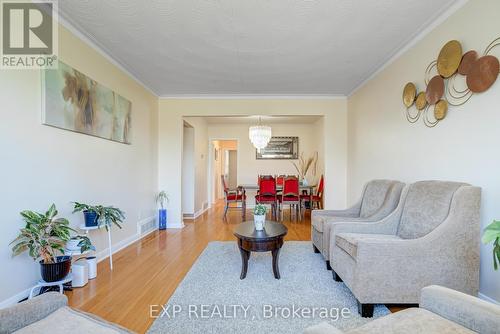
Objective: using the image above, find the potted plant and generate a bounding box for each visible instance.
[73,202,125,230]
[156,191,169,230]
[66,235,95,254]
[291,151,318,185]
[482,220,500,270]
[253,204,267,231]
[72,202,98,227]
[10,204,74,282]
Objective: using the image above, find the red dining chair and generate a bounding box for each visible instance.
[301,175,324,212]
[221,175,246,219]
[255,175,278,219]
[279,176,301,221]
[276,174,285,196]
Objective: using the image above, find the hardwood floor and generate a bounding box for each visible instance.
[67,202,311,333]
[67,202,404,333]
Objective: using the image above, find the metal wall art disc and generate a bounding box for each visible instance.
[434,100,448,120]
[466,55,500,93]
[426,75,445,104]
[415,92,428,110]
[458,50,478,75]
[403,82,417,107]
[437,40,463,78]
[415,92,427,110]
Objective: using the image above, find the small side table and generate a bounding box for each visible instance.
[29,274,72,299]
[79,224,114,270]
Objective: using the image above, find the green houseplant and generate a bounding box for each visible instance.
[10,204,74,282]
[73,202,125,230]
[253,204,267,231]
[482,220,500,270]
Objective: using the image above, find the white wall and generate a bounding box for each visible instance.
[0,25,158,305]
[159,99,348,228]
[182,117,208,216]
[207,121,324,205]
[347,0,500,302]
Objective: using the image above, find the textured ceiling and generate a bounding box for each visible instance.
[59,0,459,96]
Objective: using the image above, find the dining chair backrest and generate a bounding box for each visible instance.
[283,176,299,197]
[276,175,286,187]
[259,175,276,196]
[221,175,229,194]
[316,175,324,197]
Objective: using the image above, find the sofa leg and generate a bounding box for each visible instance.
[326,261,332,271]
[357,301,374,318]
[332,270,343,282]
[313,245,320,253]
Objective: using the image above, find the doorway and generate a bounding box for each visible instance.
[210,140,238,204]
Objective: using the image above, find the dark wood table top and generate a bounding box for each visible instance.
[233,221,288,241]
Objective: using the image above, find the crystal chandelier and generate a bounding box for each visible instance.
[248,117,272,152]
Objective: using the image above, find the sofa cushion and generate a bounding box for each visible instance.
[359,180,395,218]
[335,233,401,259]
[397,181,467,239]
[15,306,131,334]
[347,308,475,334]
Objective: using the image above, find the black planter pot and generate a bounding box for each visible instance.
[39,256,71,282]
[83,210,99,227]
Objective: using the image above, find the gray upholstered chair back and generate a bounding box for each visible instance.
[396,181,469,239]
[359,180,400,218]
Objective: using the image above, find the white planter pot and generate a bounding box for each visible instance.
[66,239,82,251]
[254,214,266,231]
[87,256,97,279]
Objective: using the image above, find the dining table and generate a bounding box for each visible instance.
[238,183,317,203]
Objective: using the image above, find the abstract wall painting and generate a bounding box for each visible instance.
[42,60,132,144]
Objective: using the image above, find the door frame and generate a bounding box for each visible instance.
[207,138,239,206]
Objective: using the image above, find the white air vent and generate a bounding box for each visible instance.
[138,217,157,236]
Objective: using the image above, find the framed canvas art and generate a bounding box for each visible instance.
[256,136,299,160]
[42,60,132,144]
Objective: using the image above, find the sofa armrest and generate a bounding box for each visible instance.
[303,322,344,334]
[0,292,68,334]
[311,202,361,219]
[420,285,500,334]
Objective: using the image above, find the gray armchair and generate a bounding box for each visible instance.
[329,181,481,317]
[304,285,500,334]
[311,180,404,269]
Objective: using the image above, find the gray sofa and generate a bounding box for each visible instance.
[0,292,132,334]
[312,180,404,269]
[329,181,481,317]
[304,285,500,334]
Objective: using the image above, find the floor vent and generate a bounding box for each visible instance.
[139,217,157,235]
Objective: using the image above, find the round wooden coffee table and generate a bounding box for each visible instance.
[233,221,288,280]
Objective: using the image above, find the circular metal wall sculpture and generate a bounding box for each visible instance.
[403,37,500,128]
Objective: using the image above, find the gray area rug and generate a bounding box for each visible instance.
[148,241,389,334]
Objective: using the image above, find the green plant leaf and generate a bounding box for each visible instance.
[482,220,500,244]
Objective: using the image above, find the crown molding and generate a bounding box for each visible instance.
[56,7,160,97]
[159,94,347,100]
[347,0,469,97]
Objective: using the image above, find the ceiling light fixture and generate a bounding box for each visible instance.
[248,117,272,153]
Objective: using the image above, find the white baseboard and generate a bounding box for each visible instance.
[0,287,32,309]
[479,292,500,305]
[183,206,209,220]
